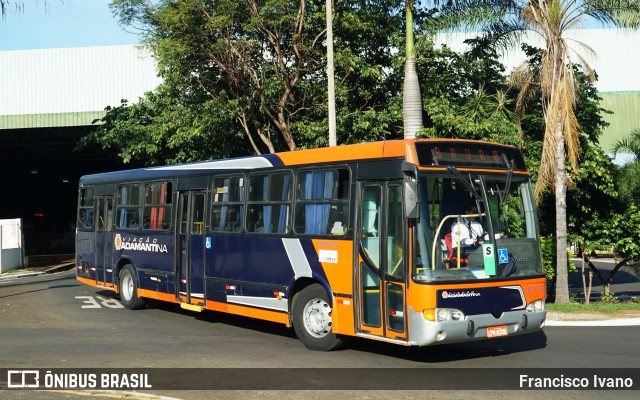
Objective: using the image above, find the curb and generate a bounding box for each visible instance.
[545,310,640,327]
[0,271,45,281]
[0,263,74,281]
[546,318,640,327]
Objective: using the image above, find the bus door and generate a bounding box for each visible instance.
[95,196,114,287]
[176,191,206,305]
[357,182,407,341]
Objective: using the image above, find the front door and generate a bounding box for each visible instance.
[95,196,114,287]
[357,182,407,341]
[176,191,206,305]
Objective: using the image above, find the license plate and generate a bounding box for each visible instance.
[487,325,508,338]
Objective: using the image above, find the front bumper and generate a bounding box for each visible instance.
[408,307,546,346]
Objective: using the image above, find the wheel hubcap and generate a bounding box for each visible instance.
[303,298,332,338]
[122,274,133,301]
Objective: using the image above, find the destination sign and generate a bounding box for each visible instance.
[415,142,527,170]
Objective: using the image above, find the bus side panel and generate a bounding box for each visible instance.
[205,235,333,322]
[208,235,309,288]
[311,239,355,336]
[112,231,175,293]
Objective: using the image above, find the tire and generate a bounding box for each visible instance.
[119,265,146,310]
[292,284,344,351]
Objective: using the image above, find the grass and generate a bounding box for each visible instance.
[1,268,29,276]
[547,301,640,313]
[0,268,44,277]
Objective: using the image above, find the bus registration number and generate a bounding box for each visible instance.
[486,325,508,338]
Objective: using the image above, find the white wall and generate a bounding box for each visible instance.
[436,29,640,93]
[0,45,162,116]
[0,219,24,273]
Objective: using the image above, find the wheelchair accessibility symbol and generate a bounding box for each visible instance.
[498,248,509,264]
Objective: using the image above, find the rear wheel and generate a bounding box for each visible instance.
[119,265,146,310]
[292,284,344,351]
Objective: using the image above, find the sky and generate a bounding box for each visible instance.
[0,1,611,52]
[0,1,139,51]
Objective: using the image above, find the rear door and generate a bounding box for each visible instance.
[95,196,114,287]
[176,191,206,305]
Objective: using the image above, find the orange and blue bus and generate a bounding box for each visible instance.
[76,139,546,350]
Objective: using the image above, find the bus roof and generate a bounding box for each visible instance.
[79,139,524,186]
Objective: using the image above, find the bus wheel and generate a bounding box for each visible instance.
[119,265,146,310]
[292,284,343,351]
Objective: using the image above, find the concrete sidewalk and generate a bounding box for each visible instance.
[546,311,640,326]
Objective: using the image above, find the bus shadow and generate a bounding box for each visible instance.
[346,330,548,363]
[92,290,547,361]
[146,300,298,340]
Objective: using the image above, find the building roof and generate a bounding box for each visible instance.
[0,45,161,129]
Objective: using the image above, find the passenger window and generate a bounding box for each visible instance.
[117,184,141,229]
[78,187,95,230]
[295,169,349,236]
[212,176,245,233]
[143,181,173,230]
[247,173,292,234]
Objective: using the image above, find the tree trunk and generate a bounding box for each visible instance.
[402,3,422,139]
[403,60,423,139]
[580,251,592,305]
[554,123,570,304]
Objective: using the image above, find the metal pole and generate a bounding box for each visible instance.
[326,0,337,147]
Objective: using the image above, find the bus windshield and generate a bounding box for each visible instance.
[413,172,545,282]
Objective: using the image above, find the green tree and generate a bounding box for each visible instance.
[114,0,327,154]
[612,128,640,204]
[1,0,60,17]
[81,71,248,166]
[415,36,523,146]
[102,0,410,158]
[1,0,21,16]
[434,0,640,303]
[568,127,640,297]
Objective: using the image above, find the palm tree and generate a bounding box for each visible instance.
[403,0,424,139]
[436,0,640,303]
[613,128,640,204]
[613,127,640,156]
[1,1,18,16]
[1,1,57,18]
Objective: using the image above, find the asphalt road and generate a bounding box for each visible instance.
[1,270,639,400]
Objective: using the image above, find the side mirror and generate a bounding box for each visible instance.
[403,180,419,219]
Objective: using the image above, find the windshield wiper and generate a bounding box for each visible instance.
[446,166,481,200]
[500,169,513,206]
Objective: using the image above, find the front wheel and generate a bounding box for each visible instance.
[119,265,146,310]
[292,284,344,351]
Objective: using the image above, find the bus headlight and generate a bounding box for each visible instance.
[526,299,545,312]
[423,308,466,321]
